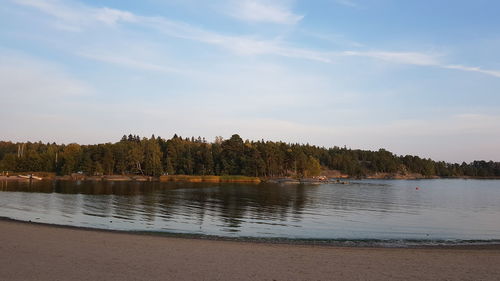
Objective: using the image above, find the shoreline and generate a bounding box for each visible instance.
[2,216,500,250]
[1,174,500,183]
[1,219,500,281]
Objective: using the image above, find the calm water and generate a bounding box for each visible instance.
[1,179,500,243]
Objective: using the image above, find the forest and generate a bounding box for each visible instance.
[1,134,499,178]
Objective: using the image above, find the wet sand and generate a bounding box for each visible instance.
[1,220,499,281]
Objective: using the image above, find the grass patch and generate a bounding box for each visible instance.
[219,175,261,183]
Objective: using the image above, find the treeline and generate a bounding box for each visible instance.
[1,134,499,178]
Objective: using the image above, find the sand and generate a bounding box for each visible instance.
[1,220,499,281]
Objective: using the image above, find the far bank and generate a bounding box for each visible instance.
[1,171,500,183]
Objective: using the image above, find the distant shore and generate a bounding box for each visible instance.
[0,174,261,183]
[1,219,500,281]
[1,173,499,183]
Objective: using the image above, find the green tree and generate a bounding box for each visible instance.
[127,142,144,174]
[143,136,163,176]
[306,156,322,177]
[102,145,115,175]
[60,144,82,175]
[221,134,244,175]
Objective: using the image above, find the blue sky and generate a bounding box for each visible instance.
[1,0,499,162]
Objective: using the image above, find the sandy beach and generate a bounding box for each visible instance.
[0,220,499,280]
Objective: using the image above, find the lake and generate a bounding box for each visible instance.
[1,179,499,245]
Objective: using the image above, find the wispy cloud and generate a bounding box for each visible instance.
[13,0,81,22]
[106,14,332,62]
[12,0,136,31]
[12,0,500,79]
[93,7,136,25]
[343,51,500,78]
[226,0,303,24]
[443,64,500,78]
[343,50,440,66]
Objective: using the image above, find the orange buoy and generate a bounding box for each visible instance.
[416,187,419,190]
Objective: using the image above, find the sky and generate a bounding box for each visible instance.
[1,0,499,163]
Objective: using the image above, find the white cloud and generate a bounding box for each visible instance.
[226,0,303,24]
[343,51,440,66]
[13,0,81,22]
[123,15,333,62]
[12,0,136,31]
[341,51,500,79]
[444,64,500,78]
[94,7,136,25]
[12,0,500,79]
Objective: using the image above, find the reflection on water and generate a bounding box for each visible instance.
[1,179,500,240]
